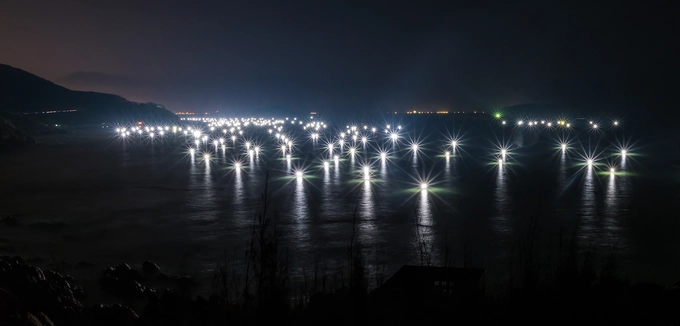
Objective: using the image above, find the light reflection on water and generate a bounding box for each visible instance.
[493,164,511,234]
[579,165,596,241]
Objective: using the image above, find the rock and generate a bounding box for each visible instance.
[90,303,138,326]
[32,312,55,326]
[142,261,160,274]
[156,273,168,281]
[0,257,84,325]
[99,264,147,297]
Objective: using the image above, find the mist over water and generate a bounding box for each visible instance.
[1,116,679,298]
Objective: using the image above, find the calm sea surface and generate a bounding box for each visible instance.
[1,116,679,300]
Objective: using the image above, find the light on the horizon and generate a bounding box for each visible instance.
[561,143,567,151]
[295,171,303,178]
[420,183,428,190]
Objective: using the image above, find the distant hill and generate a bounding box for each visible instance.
[0,63,178,125]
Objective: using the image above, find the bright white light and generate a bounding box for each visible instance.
[614,121,619,126]
[390,133,399,141]
[245,141,251,149]
[149,132,155,137]
[498,159,503,164]
[502,121,506,125]
[334,155,339,161]
[286,154,291,159]
[340,132,346,138]
[295,171,303,178]
[621,150,627,156]
[371,128,376,133]
[189,148,195,155]
[204,154,210,160]
[451,140,458,147]
[339,140,344,146]
[397,125,402,130]
[380,152,387,159]
[589,121,593,124]
[587,159,593,165]
[386,124,391,129]
[501,149,507,155]
[566,123,571,128]
[349,147,356,155]
[547,122,552,127]
[234,162,241,169]
[445,151,450,157]
[518,121,524,125]
[610,168,615,174]
[248,150,254,155]
[361,137,367,143]
[420,183,428,190]
[561,143,567,150]
[323,161,329,168]
[593,124,598,129]
[254,146,260,153]
[411,144,418,151]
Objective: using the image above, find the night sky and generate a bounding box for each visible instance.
[0,1,675,117]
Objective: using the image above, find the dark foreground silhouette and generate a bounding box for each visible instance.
[2,182,679,325]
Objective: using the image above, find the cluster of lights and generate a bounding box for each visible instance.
[119,115,633,190]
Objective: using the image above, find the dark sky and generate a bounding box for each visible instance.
[0,1,676,116]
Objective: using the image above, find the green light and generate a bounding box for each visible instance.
[495,113,501,118]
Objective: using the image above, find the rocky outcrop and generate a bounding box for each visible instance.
[0,256,85,325]
[99,263,147,297]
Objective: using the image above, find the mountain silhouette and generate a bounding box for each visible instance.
[0,64,177,125]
